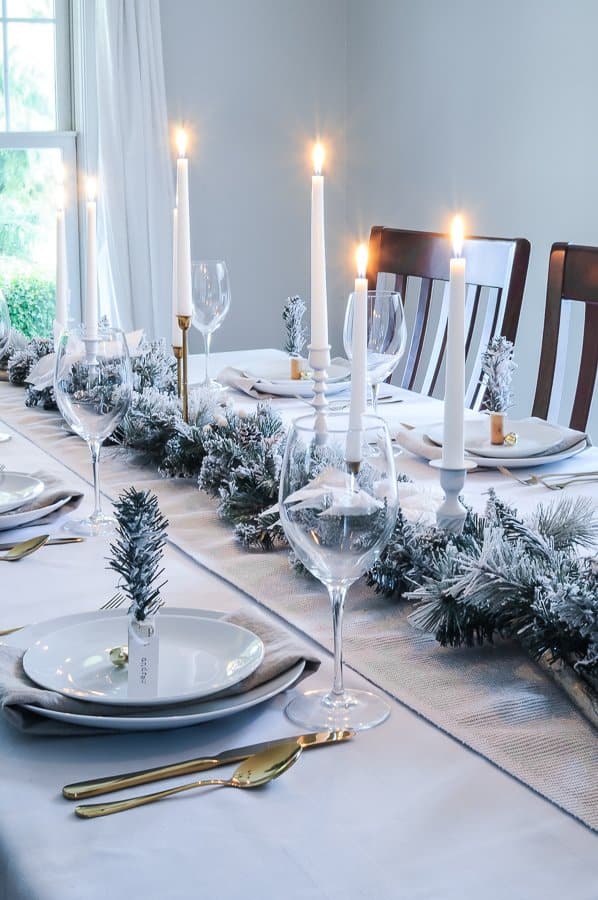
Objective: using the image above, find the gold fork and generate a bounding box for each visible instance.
[499,466,598,489]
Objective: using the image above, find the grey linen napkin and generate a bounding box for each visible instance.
[216,366,278,398]
[0,608,320,735]
[0,471,84,526]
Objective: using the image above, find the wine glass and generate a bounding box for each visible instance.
[343,290,407,411]
[54,326,132,536]
[0,291,12,441]
[279,412,399,731]
[191,260,231,389]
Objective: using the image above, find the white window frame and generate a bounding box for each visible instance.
[0,0,81,320]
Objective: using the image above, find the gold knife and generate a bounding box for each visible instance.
[63,729,354,800]
[0,538,84,551]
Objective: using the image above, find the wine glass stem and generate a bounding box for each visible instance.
[370,382,380,413]
[203,332,212,385]
[90,438,103,518]
[328,584,347,697]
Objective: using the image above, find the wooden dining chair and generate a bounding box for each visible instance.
[366,226,530,409]
[532,243,598,431]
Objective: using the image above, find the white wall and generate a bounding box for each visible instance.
[346,0,598,425]
[160,0,348,355]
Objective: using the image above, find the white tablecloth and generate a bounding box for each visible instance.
[0,350,596,900]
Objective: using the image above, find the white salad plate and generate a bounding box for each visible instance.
[426,418,566,459]
[2,608,304,732]
[0,494,71,531]
[245,360,350,398]
[22,612,264,707]
[0,472,44,514]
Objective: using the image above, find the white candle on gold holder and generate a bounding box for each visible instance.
[310,142,328,349]
[175,128,193,319]
[55,178,68,331]
[441,215,466,469]
[347,244,368,465]
[171,208,182,347]
[85,176,98,339]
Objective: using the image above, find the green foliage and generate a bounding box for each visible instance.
[108,488,168,622]
[1,275,54,338]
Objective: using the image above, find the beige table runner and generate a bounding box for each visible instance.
[0,381,596,832]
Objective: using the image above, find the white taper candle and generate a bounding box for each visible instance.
[175,129,193,319]
[442,215,466,469]
[310,142,328,349]
[85,177,98,339]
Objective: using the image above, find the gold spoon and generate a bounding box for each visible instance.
[75,739,303,819]
[0,534,49,562]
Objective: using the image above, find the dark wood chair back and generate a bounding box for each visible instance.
[532,243,598,431]
[367,226,530,409]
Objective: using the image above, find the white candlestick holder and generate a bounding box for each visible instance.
[430,459,476,534]
[308,343,331,440]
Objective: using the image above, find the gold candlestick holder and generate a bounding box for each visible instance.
[173,346,183,398]
[177,315,192,422]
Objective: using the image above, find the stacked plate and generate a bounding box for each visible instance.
[239,359,350,398]
[2,608,305,732]
[424,418,589,468]
[0,471,53,530]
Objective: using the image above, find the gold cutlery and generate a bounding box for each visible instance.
[0,534,49,562]
[0,537,83,551]
[63,729,354,800]
[74,740,303,818]
[498,466,598,489]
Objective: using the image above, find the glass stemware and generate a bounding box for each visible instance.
[343,290,407,411]
[0,291,12,442]
[54,326,132,536]
[191,260,231,389]
[278,412,399,731]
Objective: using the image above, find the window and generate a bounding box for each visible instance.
[0,0,78,338]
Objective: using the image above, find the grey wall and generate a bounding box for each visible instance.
[161,0,598,426]
[346,0,598,424]
[160,0,348,355]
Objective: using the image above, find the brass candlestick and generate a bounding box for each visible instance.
[177,314,192,422]
[173,346,183,398]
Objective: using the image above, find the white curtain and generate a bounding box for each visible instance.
[93,0,173,339]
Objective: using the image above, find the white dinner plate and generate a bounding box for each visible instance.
[0,472,44,514]
[0,494,71,532]
[246,360,350,398]
[426,418,566,459]
[2,608,305,732]
[23,613,264,707]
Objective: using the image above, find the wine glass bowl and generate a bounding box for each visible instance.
[343,290,407,409]
[279,412,399,731]
[191,260,231,388]
[54,326,132,536]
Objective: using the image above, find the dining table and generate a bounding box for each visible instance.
[0,348,596,900]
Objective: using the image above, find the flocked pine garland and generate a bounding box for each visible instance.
[5,334,598,711]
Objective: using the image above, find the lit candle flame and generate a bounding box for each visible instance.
[451,214,464,257]
[312,142,325,175]
[356,243,368,279]
[176,128,188,158]
[86,176,97,203]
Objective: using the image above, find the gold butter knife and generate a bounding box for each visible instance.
[0,537,84,551]
[63,729,354,800]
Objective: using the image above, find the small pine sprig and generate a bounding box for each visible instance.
[481,335,516,413]
[108,488,168,622]
[282,295,307,356]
